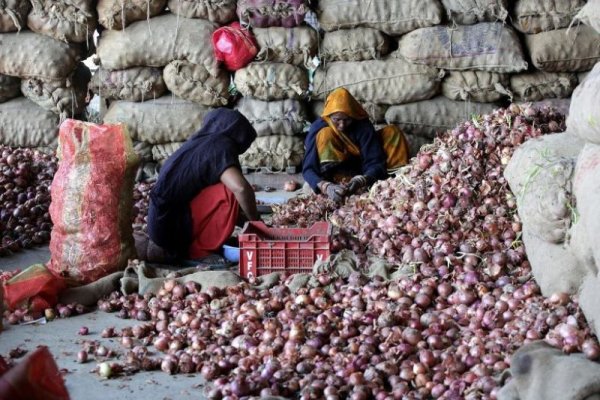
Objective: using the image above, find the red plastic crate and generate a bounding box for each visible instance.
[238,221,332,279]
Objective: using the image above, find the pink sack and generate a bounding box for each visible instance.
[237,0,307,28]
[212,22,258,71]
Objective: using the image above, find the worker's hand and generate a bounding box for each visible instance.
[319,181,347,202]
[346,175,370,195]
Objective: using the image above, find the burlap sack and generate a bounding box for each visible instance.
[396,22,528,73]
[317,0,443,36]
[525,26,600,72]
[152,142,183,163]
[235,97,308,136]
[237,0,307,28]
[234,62,308,101]
[21,63,91,121]
[253,27,318,67]
[90,67,167,102]
[384,96,498,139]
[97,14,219,76]
[510,72,578,102]
[163,60,230,107]
[442,71,511,103]
[103,95,212,144]
[133,141,154,162]
[0,97,60,148]
[580,273,600,338]
[239,135,304,170]
[0,31,81,80]
[168,0,236,24]
[440,0,508,25]
[321,28,390,62]
[313,58,442,105]
[574,0,600,34]
[0,0,31,32]
[567,62,600,144]
[310,100,388,124]
[0,74,20,103]
[512,0,585,34]
[97,0,167,31]
[27,0,97,43]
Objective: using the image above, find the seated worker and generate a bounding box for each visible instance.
[303,87,409,202]
[147,108,260,262]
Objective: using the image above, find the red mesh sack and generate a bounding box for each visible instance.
[212,22,258,71]
[3,264,65,313]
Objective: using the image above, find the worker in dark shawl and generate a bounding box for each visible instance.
[147,108,259,261]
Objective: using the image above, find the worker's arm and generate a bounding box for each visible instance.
[220,166,260,221]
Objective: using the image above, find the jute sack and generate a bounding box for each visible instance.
[163,60,230,107]
[253,27,318,67]
[525,25,600,72]
[235,97,308,136]
[0,74,20,103]
[0,97,60,148]
[321,28,390,62]
[442,71,511,103]
[152,142,183,163]
[21,63,91,121]
[574,0,600,34]
[312,58,442,105]
[512,0,585,34]
[317,0,443,36]
[234,62,308,101]
[310,100,388,124]
[168,0,236,24]
[568,62,600,144]
[0,31,81,80]
[27,0,97,43]
[90,67,167,102]
[237,0,307,28]
[97,0,167,31]
[384,96,498,139]
[396,22,528,73]
[97,14,219,76]
[440,0,508,25]
[103,95,212,144]
[510,72,578,102]
[0,0,31,32]
[133,141,154,162]
[239,135,304,170]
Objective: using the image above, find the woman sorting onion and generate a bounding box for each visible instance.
[146,108,260,262]
[303,87,409,202]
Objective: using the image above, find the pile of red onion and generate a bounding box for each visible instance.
[0,146,56,256]
[132,181,152,233]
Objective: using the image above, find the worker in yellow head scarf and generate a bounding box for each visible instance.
[303,88,409,202]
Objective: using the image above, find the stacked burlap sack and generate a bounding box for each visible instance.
[0,0,96,148]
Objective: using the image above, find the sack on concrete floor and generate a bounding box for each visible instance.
[313,58,442,105]
[152,142,183,163]
[310,100,388,124]
[237,0,307,28]
[574,0,600,34]
[103,95,212,144]
[510,72,578,102]
[525,25,600,72]
[384,96,498,139]
[0,74,21,103]
[97,14,219,76]
[567,63,600,144]
[253,26,318,67]
[512,0,585,34]
[396,22,528,73]
[0,97,59,147]
[0,31,81,80]
[234,62,308,101]
[0,0,31,32]
[442,71,511,103]
[321,28,390,62]
[317,0,443,36]
[440,0,508,25]
[21,63,91,121]
[240,135,304,170]
[90,67,167,102]
[97,0,166,31]
[168,0,236,24]
[27,0,96,43]
[163,60,230,107]
[235,97,309,136]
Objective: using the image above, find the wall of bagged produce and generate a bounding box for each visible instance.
[0,0,600,173]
